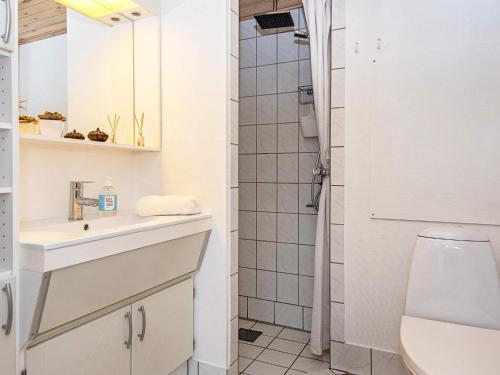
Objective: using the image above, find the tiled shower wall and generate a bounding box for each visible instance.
[238,8,320,331]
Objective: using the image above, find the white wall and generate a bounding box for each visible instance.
[345,0,500,353]
[19,35,68,117]
[160,0,230,369]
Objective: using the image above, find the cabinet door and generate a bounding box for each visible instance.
[26,306,132,375]
[132,278,193,375]
[0,0,14,52]
[0,276,15,375]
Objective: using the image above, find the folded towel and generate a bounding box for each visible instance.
[136,195,201,217]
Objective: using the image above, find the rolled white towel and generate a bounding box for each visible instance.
[136,195,201,217]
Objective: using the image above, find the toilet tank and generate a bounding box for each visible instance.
[405,227,500,330]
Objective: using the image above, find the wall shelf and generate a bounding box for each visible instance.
[0,122,11,130]
[0,187,11,194]
[20,134,160,152]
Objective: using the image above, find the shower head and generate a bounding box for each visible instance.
[294,31,309,39]
[254,11,295,30]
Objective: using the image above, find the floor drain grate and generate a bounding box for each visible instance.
[238,328,263,343]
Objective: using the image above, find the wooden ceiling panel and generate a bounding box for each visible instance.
[19,0,66,45]
[240,0,302,20]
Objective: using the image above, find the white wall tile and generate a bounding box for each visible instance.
[299,59,312,86]
[278,61,299,93]
[277,213,299,243]
[277,183,299,213]
[256,183,277,212]
[277,243,299,273]
[277,273,299,304]
[257,34,278,65]
[199,362,226,375]
[239,154,256,182]
[298,152,317,183]
[239,96,256,125]
[331,302,345,342]
[231,230,238,275]
[257,348,296,368]
[257,212,277,241]
[239,239,256,268]
[298,33,310,60]
[228,360,238,375]
[230,11,239,57]
[331,147,345,185]
[257,270,277,300]
[239,296,248,317]
[331,0,346,30]
[257,124,277,153]
[239,267,256,297]
[239,357,252,373]
[290,8,301,30]
[278,92,299,123]
[257,65,278,95]
[257,94,278,124]
[231,145,238,188]
[277,123,299,153]
[275,303,303,329]
[257,241,277,271]
[292,357,330,372]
[299,214,317,245]
[331,263,344,303]
[231,188,239,231]
[231,274,238,319]
[299,275,314,307]
[239,211,256,239]
[230,0,238,14]
[372,349,407,375]
[277,154,299,183]
[331,186,344,224]
[331,342,371,375]
[298,245,315,276]
[187,359,198,375]
[245,360,287,375]
[331,108,345,146]
[230,100,239,144]
[278,32,299,63]
[330,224,344,263]
[332,29,346,69]
[169,362,188,375]
[248,297,275,323]
[240,19,256,40]
[239,125,256,154]
[303,307,312,331]
[240,38,256,68]
[240,68,257,97]
[257,154,277,182]
[331,68,345,108]
[298,132,319,153]
[240,183,256,211]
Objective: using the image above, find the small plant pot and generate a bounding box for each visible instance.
[39,119,65,138]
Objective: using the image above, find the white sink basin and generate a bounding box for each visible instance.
[20,211,212,272]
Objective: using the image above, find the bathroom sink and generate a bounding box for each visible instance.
[20,211,212,272]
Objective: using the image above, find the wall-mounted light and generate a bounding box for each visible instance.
[55,0,153,25]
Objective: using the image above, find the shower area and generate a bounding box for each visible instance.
[237,2,331,370]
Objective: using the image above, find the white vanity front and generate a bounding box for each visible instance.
[19,212,211,375]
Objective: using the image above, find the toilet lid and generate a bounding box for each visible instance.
[401,316,500,375]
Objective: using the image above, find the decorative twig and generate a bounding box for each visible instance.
[107,114,120,143]
[134,112,145,136]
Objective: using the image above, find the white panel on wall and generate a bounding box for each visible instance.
[370,0,500,225]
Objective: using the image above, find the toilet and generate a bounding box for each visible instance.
[401,227,500,375]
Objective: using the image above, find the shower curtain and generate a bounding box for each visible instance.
[302,0,332,355]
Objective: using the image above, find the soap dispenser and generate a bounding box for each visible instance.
[99,177,117,216]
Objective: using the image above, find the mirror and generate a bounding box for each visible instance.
[18,1,161,149]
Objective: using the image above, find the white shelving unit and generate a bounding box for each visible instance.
[20,134,160,152]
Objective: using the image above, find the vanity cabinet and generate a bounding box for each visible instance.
[0,0,13,52]
[0,276,15,375]
[26,278,194,375]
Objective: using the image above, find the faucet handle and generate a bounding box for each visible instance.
[70,181,94,189]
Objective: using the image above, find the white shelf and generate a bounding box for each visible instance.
[0,122,11,130]
[20,134,160,152]
[0,187,11,194]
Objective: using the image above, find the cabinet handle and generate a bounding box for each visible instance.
[1,0,10,44]
[2,283,12,335]
[137,305,146,342]
[124,311,132,349]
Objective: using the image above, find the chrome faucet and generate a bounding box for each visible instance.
[69,181,99,221]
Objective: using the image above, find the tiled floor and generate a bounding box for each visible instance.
[239,319,344,375]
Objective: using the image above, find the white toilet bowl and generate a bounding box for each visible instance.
[401,227,500,375]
